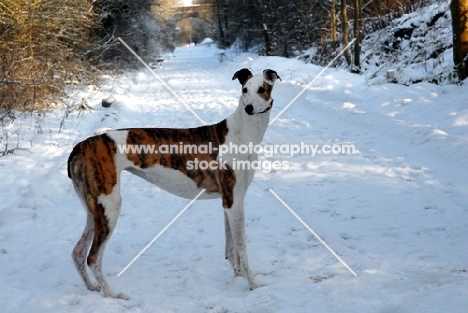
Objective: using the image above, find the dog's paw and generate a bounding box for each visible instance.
[86,283,101,292]
[248,280,264,290]
[114,292,130,301]
[103,291,130,300]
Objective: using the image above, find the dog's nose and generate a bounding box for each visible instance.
[245,104,254,115]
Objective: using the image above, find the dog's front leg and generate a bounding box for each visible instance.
[224,210,241,276]
[224,201,260,290]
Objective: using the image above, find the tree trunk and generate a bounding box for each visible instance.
[215,0,226,47]
[451,0,468,80]
[353,0,362,72]
[341,0,351,65]
[331,0,337,50]
[252,0,273,56]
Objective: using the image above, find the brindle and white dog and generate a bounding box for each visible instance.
[68,68,280,299]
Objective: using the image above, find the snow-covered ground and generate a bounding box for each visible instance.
[1,39,468,312]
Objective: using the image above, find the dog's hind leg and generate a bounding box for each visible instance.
[72,210,101,292]
[87,187,128,300]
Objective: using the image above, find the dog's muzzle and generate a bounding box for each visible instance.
[259,99,273,114]
[245,104,254,115]
[245,99,273,115]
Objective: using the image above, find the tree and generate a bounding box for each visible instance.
[89,0,164,62]
[252,0,273,56]
[213,0,227,47]
[451,0,468,80]
[341,0,351,65]
[331,0,337,49]
[353,0,362,72]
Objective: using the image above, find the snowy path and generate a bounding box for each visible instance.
[0,42,467,312]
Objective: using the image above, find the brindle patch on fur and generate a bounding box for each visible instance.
[124,119,236,206]
[87,203,109,265]
[215,166,236,208]
[68,134,118,196]
[260,82,273,101]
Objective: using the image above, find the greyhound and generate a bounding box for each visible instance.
[67,68,280,299]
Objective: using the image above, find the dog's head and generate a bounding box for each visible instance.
[232,68,281,116]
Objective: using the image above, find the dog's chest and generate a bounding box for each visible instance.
[126,164,220,200]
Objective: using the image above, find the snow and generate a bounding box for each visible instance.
[1,37,468,312]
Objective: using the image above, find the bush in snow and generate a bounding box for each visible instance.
[0,0,96,113]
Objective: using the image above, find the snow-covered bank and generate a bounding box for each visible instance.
[302,1,457,86]
[362,0,455,85]
[0,39,467,312]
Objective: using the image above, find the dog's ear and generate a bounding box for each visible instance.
[263,69,281,85]
[232,68,253,85]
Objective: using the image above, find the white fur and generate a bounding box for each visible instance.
[215,79,272,289]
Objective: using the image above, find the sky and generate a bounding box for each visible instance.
[180,0,193,6]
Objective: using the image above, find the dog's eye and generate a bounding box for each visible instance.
[257,87,265,93]
[242,87,248,93]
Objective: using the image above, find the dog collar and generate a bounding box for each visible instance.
[259,99,273,114]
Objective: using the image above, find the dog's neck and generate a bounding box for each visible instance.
[225,100,270,146]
